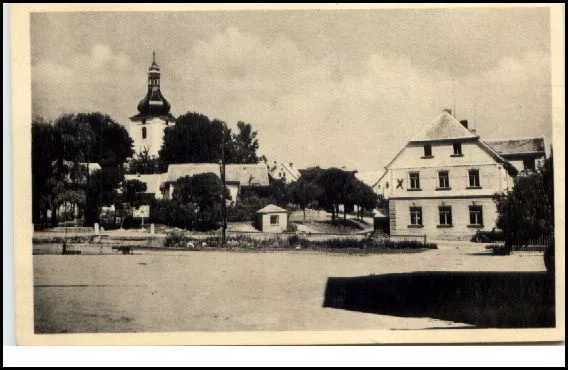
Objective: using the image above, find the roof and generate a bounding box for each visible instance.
[256,204,287,213]
[355,171,385,188]
[269,162,301,181]
[409,111,478,143]
[484,138,545,156]
[124,173,165,194]
[166,163,270,186]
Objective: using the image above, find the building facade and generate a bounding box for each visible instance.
[127,53,176,157]
[382,110,519,240]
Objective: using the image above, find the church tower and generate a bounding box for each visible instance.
[128,52,176,157]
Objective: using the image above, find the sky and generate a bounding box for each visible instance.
[30,7,552,172]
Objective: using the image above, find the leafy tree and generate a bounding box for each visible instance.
[288,178,323,222]
[493,152,554,254]
[84,167,124,227]
[315,168,353,223]
[226,121,260,164]
[172,173,230,229]
[32,120,61,225]
[75,112,134,166]
[126,148,168,174]
[122,179,148,222]
[159,112,261,166]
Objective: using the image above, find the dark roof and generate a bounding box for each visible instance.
[484,138,545,156]
[134,87,175,119]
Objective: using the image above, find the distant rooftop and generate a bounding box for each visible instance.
[409,111,478,142]
[166,163,269,186]
[256,204,287,214]
[484,138,545,156]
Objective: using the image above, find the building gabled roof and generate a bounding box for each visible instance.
[256,204,287,214]
[166,163,269,186]
[355,171,385,188]
[484,138,545,156]
[409,111,478,143]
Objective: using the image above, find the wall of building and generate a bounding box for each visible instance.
[257,212,288,233]
[128,117,169,157]
[384,141,510,199]
[389,197,498,241]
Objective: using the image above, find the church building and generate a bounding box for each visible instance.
[127,53,176,157]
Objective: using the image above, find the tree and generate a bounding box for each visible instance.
[160,112,226,164]
[84,167,124,227]
[126,148,168,174]
[76,112,134,167]
[159,111,261,166]
[226,121,260,164]
[32,119,61,225]
[121,179,148,226]
[288,178,323,222]
[493,152,554,254]
[315,168,353,223]
[172,173,230,229]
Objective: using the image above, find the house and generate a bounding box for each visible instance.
[381,109,520,240]
[124,173,166,200]
[484,138,545,173]
[268,161,301,183]
[255,204,288,233]
[162,163,270,205]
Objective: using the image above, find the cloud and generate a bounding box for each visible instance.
[32,28,552,171]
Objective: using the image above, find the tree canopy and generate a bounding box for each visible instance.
[493,152,554,253]
[159,112,260,165]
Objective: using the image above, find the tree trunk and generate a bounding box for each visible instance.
[50,205,58,227]
[302,207,306,223]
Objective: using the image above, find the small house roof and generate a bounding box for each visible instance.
[256,204,287,214]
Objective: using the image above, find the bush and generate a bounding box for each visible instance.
[163,231,190,249]
[150,199,198,229]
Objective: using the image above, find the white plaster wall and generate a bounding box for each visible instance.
[259,213,288,233]
[128,117,168,157]
[390,197,499,241]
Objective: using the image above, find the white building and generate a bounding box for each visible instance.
[126,52,176,157]
[268,161,301,183]
[382,110,520,240]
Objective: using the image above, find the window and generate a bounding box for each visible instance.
[409,172,420,190]
[453,142,462,155]
[438,206,452,226]
[409,207,423,226]
[142,126,147,139]
[270,215,279,225]
[423,144,432,157]
[523,158,536,170]
[469,205,484,226]
[468,169,480,187]
[438,171,450,189]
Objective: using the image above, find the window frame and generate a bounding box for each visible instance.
[468,205,484,227]
[408,172,421,190]
[437,170,451,190]
[438,205,453,227]
[270,215,279,225]
[451,142,463,156]
[409,206,423,227]
[422,144,433,158]
[467,169,481,188]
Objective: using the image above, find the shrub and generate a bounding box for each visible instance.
[163,231,190,249]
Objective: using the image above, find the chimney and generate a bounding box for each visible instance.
[289,162,293,167]
[460,120,468,129]
[443,109,452,115]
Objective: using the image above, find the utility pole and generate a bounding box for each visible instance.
[220,123,227,247]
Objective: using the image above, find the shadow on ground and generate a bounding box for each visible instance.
[323,271,555,328]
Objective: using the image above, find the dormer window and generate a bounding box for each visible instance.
[142,126,147,139]
[452,142,463,156]
[423,144,433,158]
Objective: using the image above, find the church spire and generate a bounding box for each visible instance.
[148,52,160,88]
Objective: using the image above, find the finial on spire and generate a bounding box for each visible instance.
[153,51,156,64]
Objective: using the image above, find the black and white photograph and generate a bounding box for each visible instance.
[8,3,564,348]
